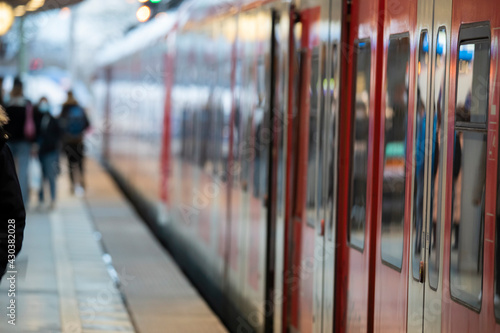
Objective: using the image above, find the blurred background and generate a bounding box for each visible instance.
[0,0,178,113]
[0,3,234,333]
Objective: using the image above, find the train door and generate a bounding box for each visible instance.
[231,8,273,332]
[335,0,382,330]
[320,1,342,332]
[229,5,290,332]
[440,0,500,331]
[291,6,322,332]
[270,7,292,333]
[289,0,338,332]
[372,0,419,331]
[407,0,452,331]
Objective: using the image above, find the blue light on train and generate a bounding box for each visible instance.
[359,42,366,47]
[459,44,474,61]
[436,31,445,55]
[422,33,429,52]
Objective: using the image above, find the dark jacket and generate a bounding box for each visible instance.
[0,127,26,278]
[4,97,32,142]
[34,109,62,155]
[59,103,90,144]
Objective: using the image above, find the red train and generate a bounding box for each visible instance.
[94,0,500,331]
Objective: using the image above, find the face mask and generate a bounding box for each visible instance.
[39,103,50,113]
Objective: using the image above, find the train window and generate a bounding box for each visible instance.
[450,33,489,311]
[239,55,254,192]
[429,27,447,290]
[305,46,321,228]
[455,43,489,126]
[326,42,339,242]
[253,55,269,198]
[348,39,371,250]
[380,34,410,270]
[412,31,429,281]
[316,44,328,229]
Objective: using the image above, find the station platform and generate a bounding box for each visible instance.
[0,158,227,333]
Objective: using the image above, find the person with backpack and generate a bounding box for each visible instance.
[0,105,26,280]
[59,91,90,195]
[4,77,35,208]
[34,97,61,209]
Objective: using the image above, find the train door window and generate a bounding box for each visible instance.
[253,55,268,198]
[450,26,489,311]
[316,44,328,227]
[380,34,410,270]
[412,31,429,280]
[429,27,447,289]
[239,53,253,192]
[348,39,371,250]
[326,42,339,242]
[305,46,321,227]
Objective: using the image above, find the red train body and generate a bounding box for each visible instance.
[94,0,500,331]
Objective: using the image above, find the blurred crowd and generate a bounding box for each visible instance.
[2,77,90,211]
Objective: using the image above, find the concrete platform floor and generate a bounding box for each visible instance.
[0,158,227,333]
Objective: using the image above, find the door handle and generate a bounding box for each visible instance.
[419,261,425,283]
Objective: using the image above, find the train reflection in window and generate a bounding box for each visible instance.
[316,44,328,227]
[429,27,447,289]
[253,56,269,199]
[380,34,410,270]
[456,43,489,125]
[450,38,489,311]
[238,52,255,192]
[412,31,429,280]
[305,47,321,227]
[326,43,338,241]
[348,40,370,250]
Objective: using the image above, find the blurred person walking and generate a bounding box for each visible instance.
[34,97,61,210]
[4,77,36,208]
[0,106,26,280]
[59,91,89,195]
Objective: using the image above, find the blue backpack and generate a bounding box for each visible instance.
[65,106,87,139]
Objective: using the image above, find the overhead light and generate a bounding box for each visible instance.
[26,0,45,11]
[0,2,14,35]
[13,5,25,17]
[136,5,151,22]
